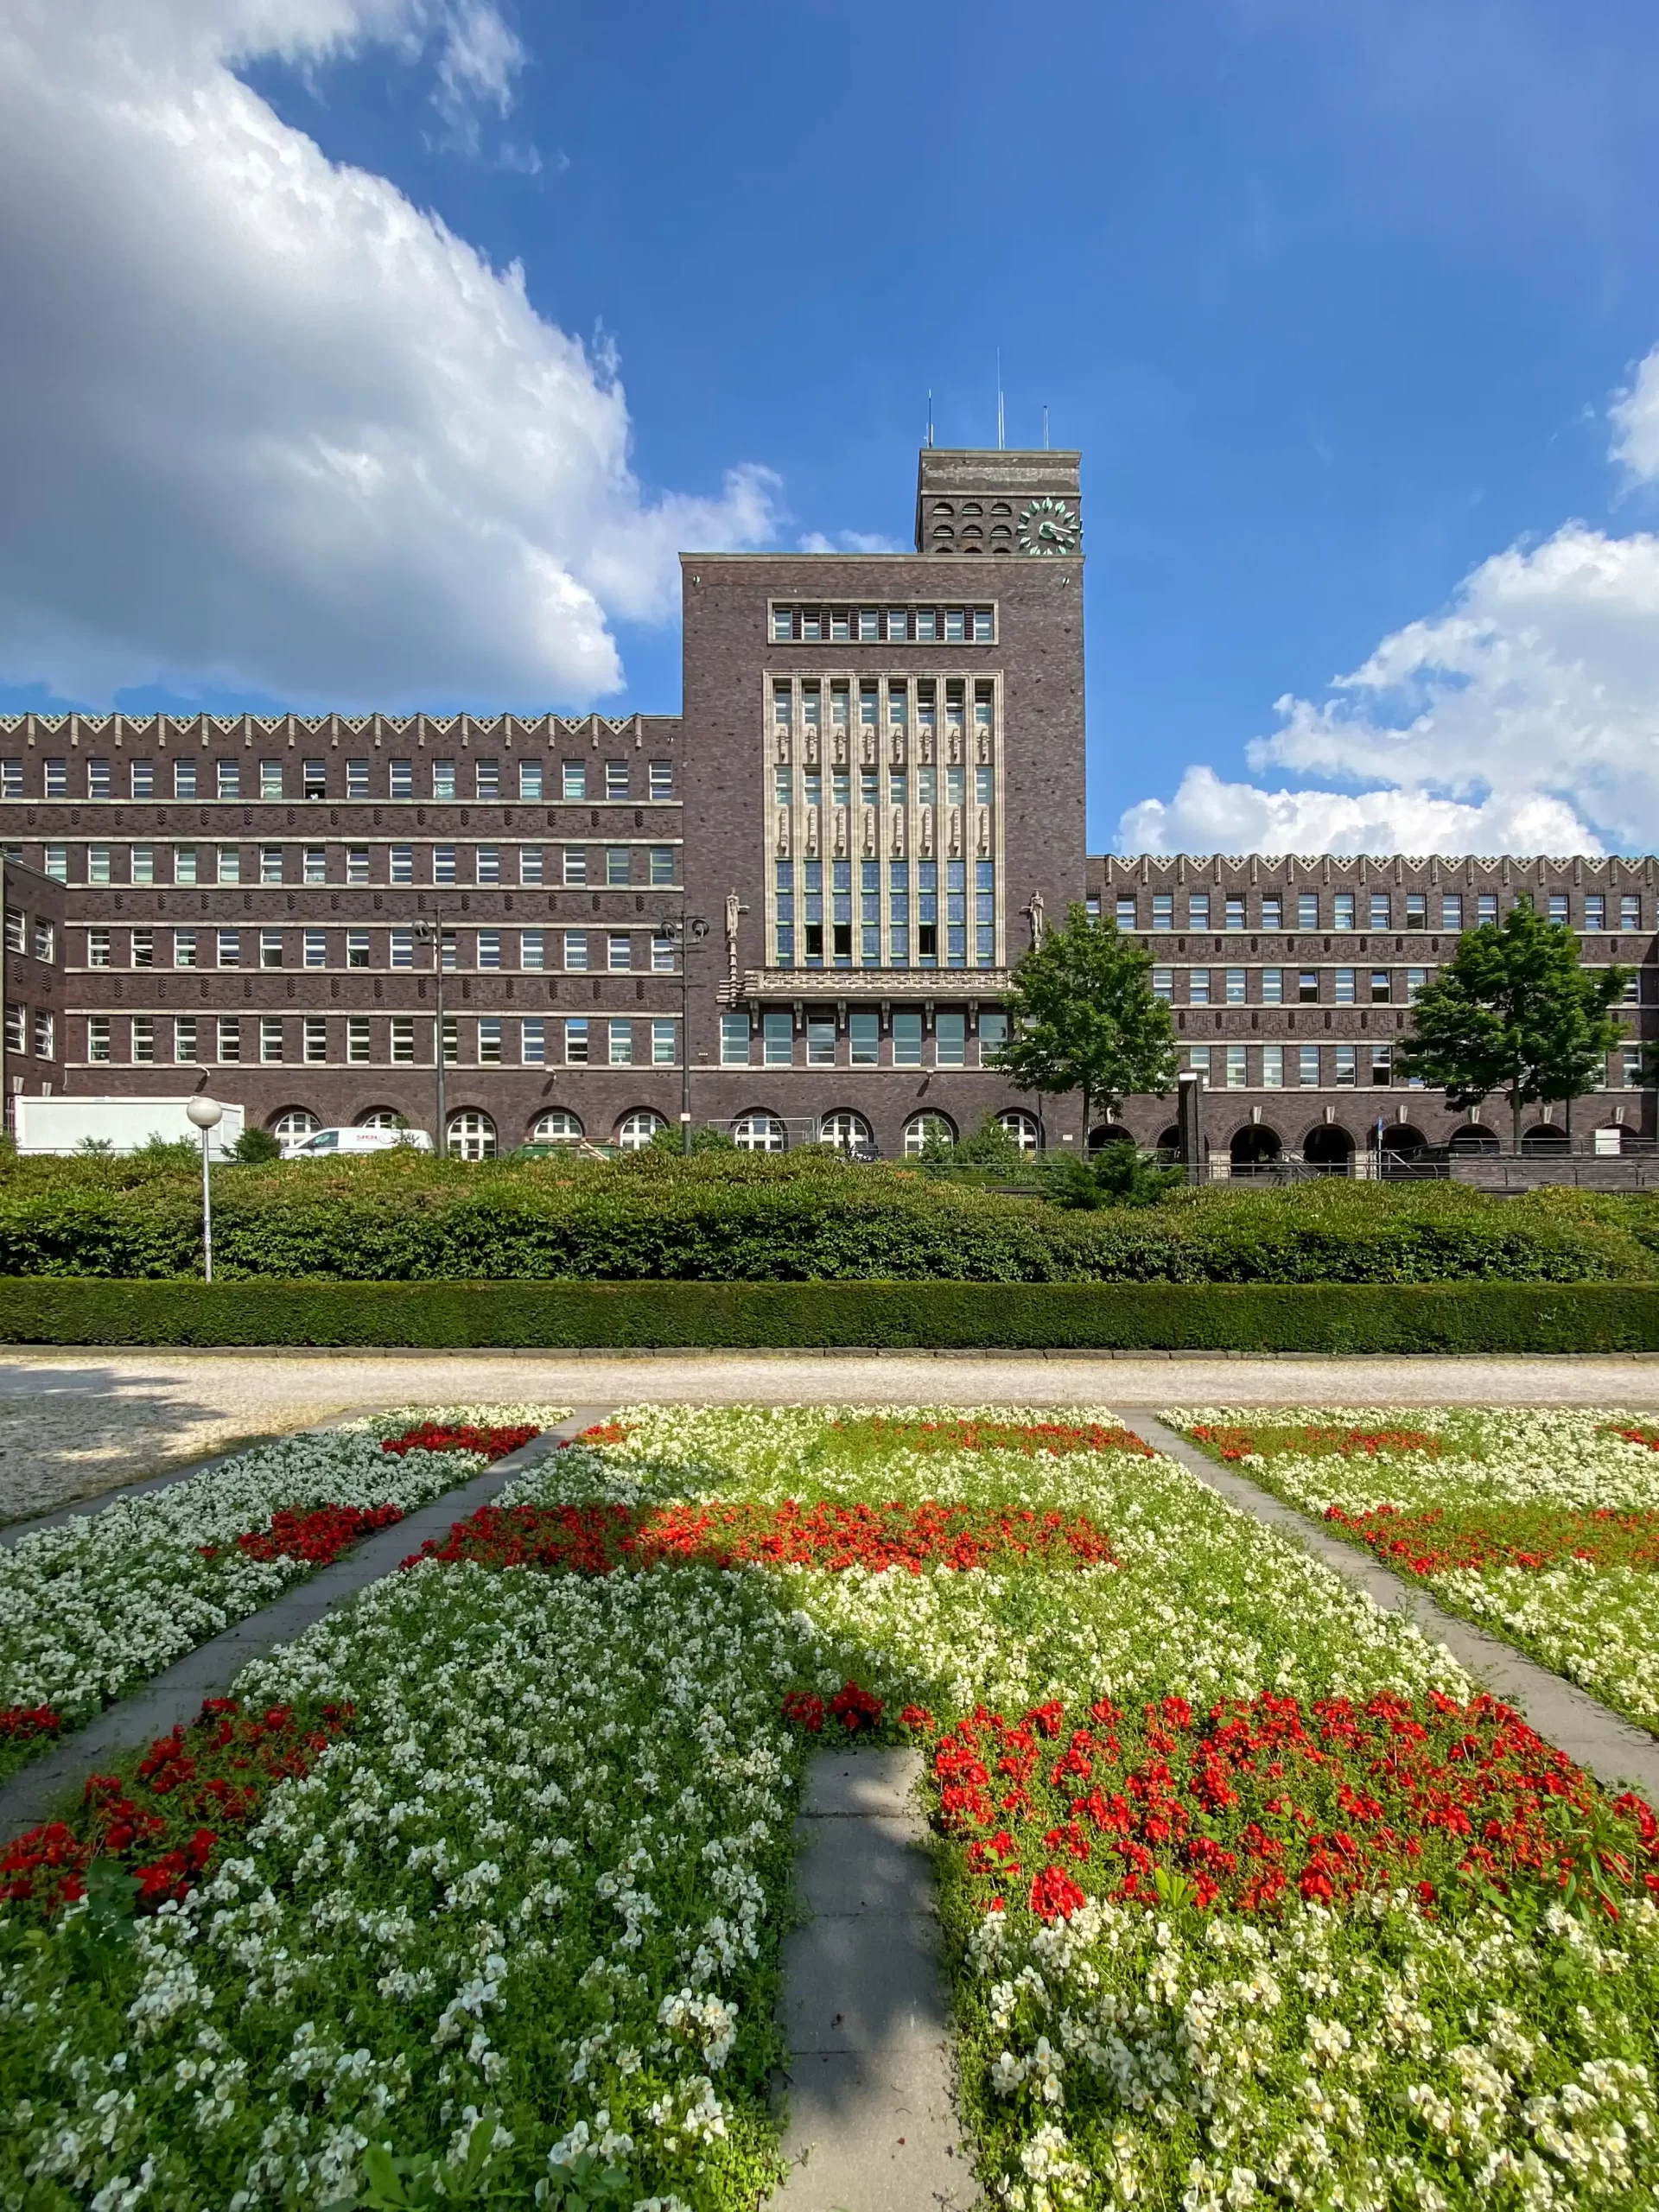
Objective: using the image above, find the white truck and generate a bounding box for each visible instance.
[12,1096,246,1158]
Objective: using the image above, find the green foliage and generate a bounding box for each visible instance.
[992,904,1179,1129]
[1399,899,1630,1148]
[950,1114,1029,1172]
[1046,1141,1186,1211]
[647,1123,734,1154]
[231,1126,283,1164]
[0,1149,1642,1284]
[0,1275,1654,1351]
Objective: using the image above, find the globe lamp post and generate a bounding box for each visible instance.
[186,1096,224,1282]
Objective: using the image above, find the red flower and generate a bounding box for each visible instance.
[1029,1865,1087,1922]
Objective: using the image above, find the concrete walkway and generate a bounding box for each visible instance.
[772,1747,976,2210]
[0,1348,1654,1525]
[1122,1410,1659,1801]
[0,1407,608,1835]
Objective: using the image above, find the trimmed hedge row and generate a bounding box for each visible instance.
[2,1278,1656,1351]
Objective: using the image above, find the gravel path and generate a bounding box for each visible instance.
[0,1345,1653,1525]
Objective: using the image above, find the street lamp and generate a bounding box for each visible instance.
[653,912,710,1154]
[186,1095,224,1281]
[412,914,448,1158]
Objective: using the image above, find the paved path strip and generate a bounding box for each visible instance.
[0,1351,1656,1447]
[772,1747,976,2211]
[0,1408,386,1549]
[1121,1408,1659,1802]
[0,1403,611,1837]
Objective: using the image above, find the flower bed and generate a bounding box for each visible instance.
[403,1496,1118,1576]
[6,1403,1659,2209]
[1175,1404,1659,1737]
[0,1402,562,1777]
[0,1556,809,2210]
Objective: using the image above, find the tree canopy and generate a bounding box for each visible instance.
[1397,899,1630,1151]
[990,903,1179,1141]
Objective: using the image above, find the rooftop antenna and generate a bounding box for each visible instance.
[925,389,934,450]
[996,350,1005,450]
[1042,404,1050,451]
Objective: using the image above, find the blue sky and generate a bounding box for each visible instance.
[8,0,1659,855]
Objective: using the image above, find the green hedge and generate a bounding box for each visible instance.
[0,1151,1646,1284]
[2,1278,1656,1351]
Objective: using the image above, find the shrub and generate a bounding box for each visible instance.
[0,1149,1642,1284]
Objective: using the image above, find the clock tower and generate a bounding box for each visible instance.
[913,447,1082,556]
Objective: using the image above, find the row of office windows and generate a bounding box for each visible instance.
[1185,1042,1649,1089]
[3,1006,54,1058]
[82,1015,680,1068]
[770,605,995,645]
[718,1008,1010,1069]
[3,909,54,962]
[772,678,995,732]
[83,926,681,974]
[7,759,676,804]
[1110,890,1648,933]
[33,844,678,889]
[1154,964,1642,1007]
[773,859,997,968]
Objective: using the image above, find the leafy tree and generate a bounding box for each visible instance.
[991,904,1179,1141]
[1397,899,1630,1152]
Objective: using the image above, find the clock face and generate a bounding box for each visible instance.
[1016,496,1079,556]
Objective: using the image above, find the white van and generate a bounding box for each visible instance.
[280,1125,433,1160]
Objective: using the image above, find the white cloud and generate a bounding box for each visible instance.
[0,0,779,709]
[1120,766,1599,859]
[1120,345,1659,856]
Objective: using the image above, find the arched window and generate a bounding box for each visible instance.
[447,1109,496,1160]
[819,1109,873,1155]
[616,1109,667,1152]
[355,1109,403,1131]
[931,499,955,516]
[732,1112,786,1153]
[997,1109,1040,1154]
[904,1110,957,1156]
[270,1108,320,1143]
[531,1110,584,1145]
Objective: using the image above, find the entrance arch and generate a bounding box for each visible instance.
[1522,1123,1570,1155]
[1302,1124,1354,1172]
[1376,1124,1428,1160]
[1230,1124,1281,1169]
[1448,1124,1499,1156]
[1087,1123,1135,1154]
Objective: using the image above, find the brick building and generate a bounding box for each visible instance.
[0,440,1650,1160]
[1090,853,1659,1166]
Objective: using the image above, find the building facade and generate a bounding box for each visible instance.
[0,439,1650,1159]
[0,449,1084,1156]
[1090,852,1659,1165]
